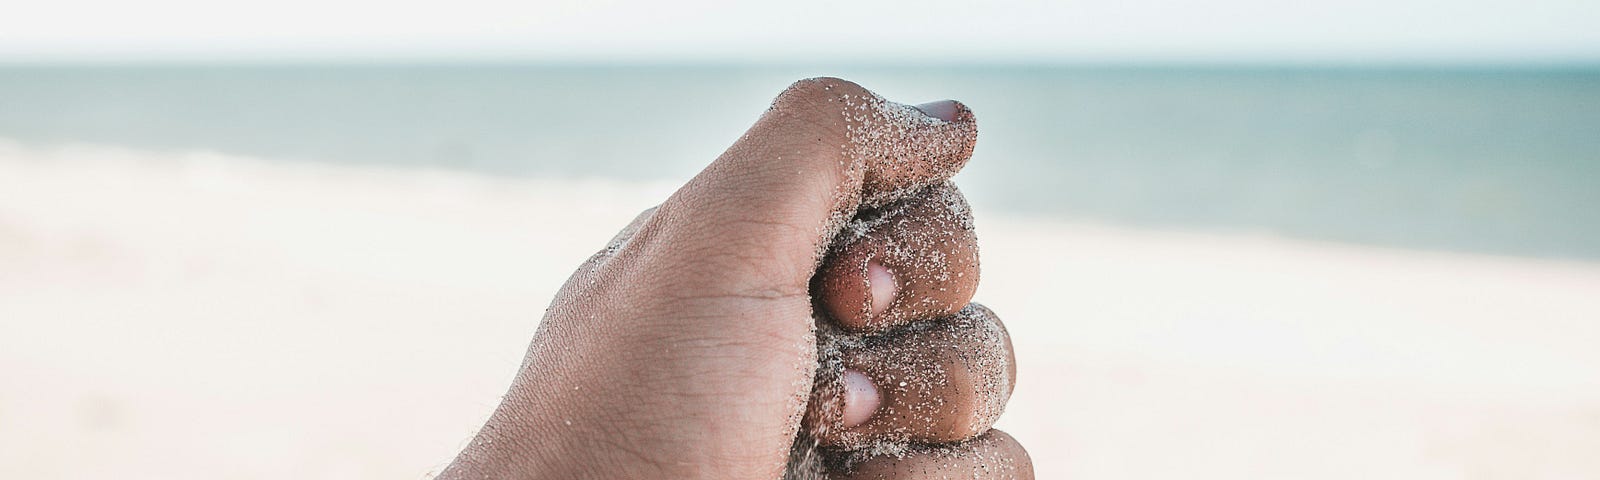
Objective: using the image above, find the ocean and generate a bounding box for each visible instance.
[1,64,1596,259]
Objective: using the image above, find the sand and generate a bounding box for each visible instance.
[2,140,1599,479]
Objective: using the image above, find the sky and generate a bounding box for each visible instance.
[1,0,1598,64]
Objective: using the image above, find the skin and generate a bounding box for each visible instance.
[439,78,1031,479]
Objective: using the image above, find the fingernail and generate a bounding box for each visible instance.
[840,369,880,428]
[914,100,961,122]
[867,261,897,317]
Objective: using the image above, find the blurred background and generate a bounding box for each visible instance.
[1,1,1597,479]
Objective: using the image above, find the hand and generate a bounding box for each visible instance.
[440,77,1030,479]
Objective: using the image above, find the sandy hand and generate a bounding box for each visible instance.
[440,78,1030,479]
[794,182,1026,478]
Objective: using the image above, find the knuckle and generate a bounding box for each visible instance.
[773,77,868,123]
[779,76,863,103]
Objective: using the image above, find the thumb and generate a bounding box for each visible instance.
[646,77,977,293]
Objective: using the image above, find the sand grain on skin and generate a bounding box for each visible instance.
[787,91,1009,478]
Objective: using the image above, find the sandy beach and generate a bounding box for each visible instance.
[2,140,1597,479]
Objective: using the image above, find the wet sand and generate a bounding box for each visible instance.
[2,141,1597,479]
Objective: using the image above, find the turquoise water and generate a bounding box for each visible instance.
[1,65,1597,259]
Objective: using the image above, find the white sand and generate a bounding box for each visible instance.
[2,140,1597,479]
